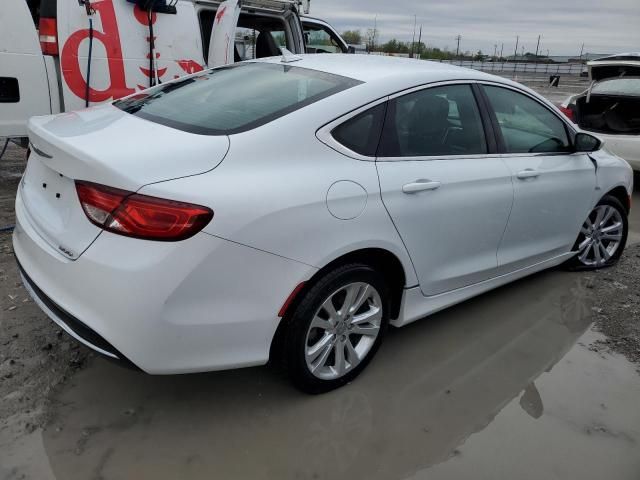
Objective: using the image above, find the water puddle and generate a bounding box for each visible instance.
[2,269,639,479]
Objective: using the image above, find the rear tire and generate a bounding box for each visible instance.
[566,195,628,270]
[283,264,389,394]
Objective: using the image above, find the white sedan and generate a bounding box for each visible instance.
[14,55,633,393]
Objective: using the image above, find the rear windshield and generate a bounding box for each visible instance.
[114,62,361,135]
[592,78,640,97]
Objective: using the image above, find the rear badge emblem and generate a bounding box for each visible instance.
[58,245,74,257]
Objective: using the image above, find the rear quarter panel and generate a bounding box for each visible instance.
[138,88,419,287]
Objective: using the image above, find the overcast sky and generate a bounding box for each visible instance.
[311,0,640,56]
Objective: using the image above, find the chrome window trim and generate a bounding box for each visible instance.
[476,80,579,137]
[317,78,580,163]
[316,96,389,161]
[375,151,586,163]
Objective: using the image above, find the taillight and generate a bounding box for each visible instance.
[559,105,575,122]
[75,181,213,241]
[39,17,59,56]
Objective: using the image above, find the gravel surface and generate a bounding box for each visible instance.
[587,243,640,367]
[0,143,91,438]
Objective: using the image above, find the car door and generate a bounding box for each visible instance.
[207,0,242,67]
[301,18,348,53]
[0,0,52,138]
[480,84,596,273]
[376,83,514,296]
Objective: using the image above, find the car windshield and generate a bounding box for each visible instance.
[592,78,640,97]
[114,62,361,135]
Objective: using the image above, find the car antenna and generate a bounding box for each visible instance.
[280,47,302,64]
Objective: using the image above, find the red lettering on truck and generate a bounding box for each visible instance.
[61,0,135,102]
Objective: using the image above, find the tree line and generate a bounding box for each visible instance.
[340,30,548,61]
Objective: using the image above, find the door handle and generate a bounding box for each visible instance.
[402,180,441,194]
[516,169,540,179]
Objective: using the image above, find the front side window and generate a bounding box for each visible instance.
[483,85,571,154]
[115,63,361,135]
[303,23,346,53]
[379,84,487,157]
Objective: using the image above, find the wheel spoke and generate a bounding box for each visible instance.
[599,242,611,261]
[593,207,606,229]
[578,237,592,252]
[599,207,615,227]
[583,216,593,230]
[307,333,334,364]
[310,315,332,331]
[601,222,622,234]
[345,337,360,366]
[351,324,380,337]
[594,242,603,263]
[601,232,622,241]
[351,306,382,326]
[578,242,593,262]
[350,284,371,315]
[334,340,346,375]
[341,284,360,316]
[320,298,339,324]
[311,343,334,373]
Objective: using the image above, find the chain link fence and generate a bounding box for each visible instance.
[429,59,587,76]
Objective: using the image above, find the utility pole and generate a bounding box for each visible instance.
[417,25,422,58]
[410,15,417,58]
[493,44,497,59]
[455,34,461,58]
[370,15,377,52]
[579,43,584,62]
[500,43,504,60]
[534,34,541,59]
[513,35,519,62]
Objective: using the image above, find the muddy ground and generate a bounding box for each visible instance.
[1,77,639,478]
[0,144,91,448]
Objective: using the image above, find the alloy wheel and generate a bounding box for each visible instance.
[304,282,383,380]
[577,204,624,267]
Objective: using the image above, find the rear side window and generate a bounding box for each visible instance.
[379,84,487,157]
[331,103,386,156]
[114,63,361,135]
[483,85,570,154]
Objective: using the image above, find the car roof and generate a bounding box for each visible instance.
[246,54,558,131]
[256,54,504,90]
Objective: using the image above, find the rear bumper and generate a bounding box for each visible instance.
[17,258,140,369]
[13,188,315,374]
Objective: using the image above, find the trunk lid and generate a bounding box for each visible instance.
[23,105,229,259]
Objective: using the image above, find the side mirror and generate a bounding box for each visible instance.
[574,132,602,152]
[347,46,356,54]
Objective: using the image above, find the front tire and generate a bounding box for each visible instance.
[283,264,389,394]
[568,195,628,269]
